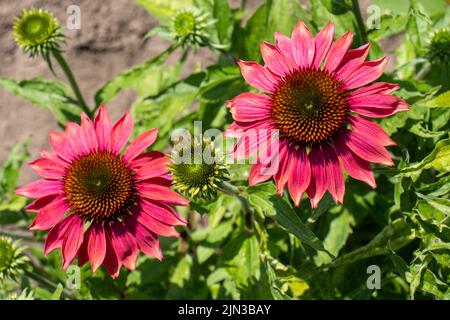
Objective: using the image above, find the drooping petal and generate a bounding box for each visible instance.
[237,60,280,93]
[62,215,84,270]
[324,31,353,73]
[87,223,107,272]
[274,144,292,194]
[103,226,121,279]
[342,57,388,90]
[137,183,189,206]
[76,236,89,267]
[321,144,345,204]
[124,216,162,261]
[110,221,138,271]
[110,112,133,155]
[128,151,166,169]
[94,105,113,151]
[29,158,66,179]
[334,136,376,188]
[341,130,394,166]
[16,179,62,198]
[26,195,57,212]
[348,115,395,146]
[291,20,315,69]
[288,147,311,206]
[44,215,78,255]
[135,207,180,238]
[312,21,334,69]
[249,162,273,186]
[306,145,327,208]
[30,196,69,230]
[260,41,294,76]
[227,92,272,122]
[123,129,158,164]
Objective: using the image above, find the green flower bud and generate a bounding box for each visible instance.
[170,9,215,47]
[428,28,450,66]
[13,8,64,57]
[0,236,29,281]
[169,139,228,200]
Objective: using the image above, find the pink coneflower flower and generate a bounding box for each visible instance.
[226,21,409,208]
[16,106,188,278]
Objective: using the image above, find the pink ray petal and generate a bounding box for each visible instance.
[334,136,376,188]
[16,179,62,199]
[306,145,327,208]
[123,128,158,164]
[29,158,66,179]
[335,43,371,80]
[44,215,78,255]
[65,121,89,156]
[288,147,311,206]
[349,94,409,118]
[87,223,107,272]
[227,92,271,122]
[321,144,345,204]
[129,151,166,169]
[291,20,315,69]
[324,31,353,73]
[342,130,394,166]
[80,113,98,152]
[260,41,294,76]
[137,183,189,206]
[348,115,396,146]
[342,57,388,90]
[274,32,297,69]
[110,221,138,271]
[94,105,113,151]
[124,216,163,261]
[49,131,78,162]
[76,236,89,267]
[312,22,335,69]
[62,215,84,270]
[134,156,170,180]
[30,196,69,230]
[110,112,134,155]
[274,143,292,194]
[104,226,122,279]
[237,60,280,93]
[26,195,58,212]
[135,207,180,237]
[249,162,273,186]
[140,198,187,226]
[348,82,400,98]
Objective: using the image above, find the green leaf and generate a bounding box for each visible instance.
[396,138,450,177]
[213,0,233,44]
[327,219,415,268]
[135,0,193,24]
[94,46,177,106]
[220,232,260,288]
[409,122,446,138]
[0,140,29,199]
[50,284,64,300]
[0,77,83,125]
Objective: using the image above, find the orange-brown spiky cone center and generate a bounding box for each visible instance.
[270,68,348,146]
[64,152,136,222]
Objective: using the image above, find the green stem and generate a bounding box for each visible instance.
[52,50,91,117]
[351,0,368,44]
[220,182,254,231]
[24,269,76,300]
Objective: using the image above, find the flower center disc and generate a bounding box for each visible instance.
[64,152,135,222]
[270,69,348,145]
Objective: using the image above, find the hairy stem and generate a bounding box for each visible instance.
[52,50,91,117]
[351,0,368,44]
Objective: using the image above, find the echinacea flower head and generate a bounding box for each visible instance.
[13,8,64,57]
[16,106,189,278]
[226,21,409,208]
[428,28,450,66]
[169,138,228,200]
[0,236,29,281]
